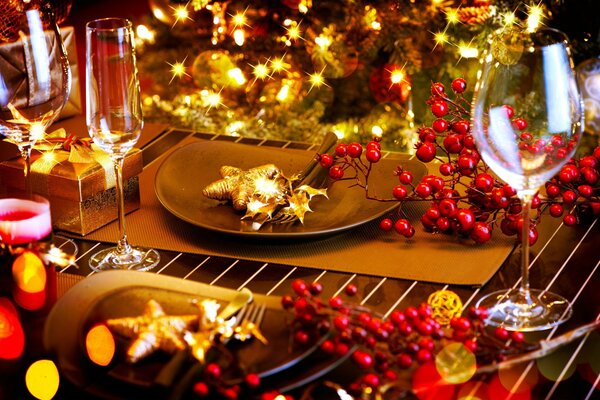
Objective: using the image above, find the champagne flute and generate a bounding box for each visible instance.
[86,18,159,271]
[0,3,71,194]
[472,27,583,331]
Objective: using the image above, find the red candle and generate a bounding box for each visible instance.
[0,198,52,245]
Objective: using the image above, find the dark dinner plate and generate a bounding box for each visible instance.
[44,271,335,399]
[155,141,427,238]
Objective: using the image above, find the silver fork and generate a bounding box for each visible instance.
[232,303,268,344]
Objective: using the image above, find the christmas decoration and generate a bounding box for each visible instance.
[203,163,327,228]
[319,77,600,244]
[106,299,198,363]
[427,289,463,326]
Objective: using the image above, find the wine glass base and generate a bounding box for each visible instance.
[476,288,572,332]
[89,246,160,272]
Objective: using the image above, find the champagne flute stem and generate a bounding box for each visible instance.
[19,144,32,199]
[113,157,132,256]
[518,191,534,301]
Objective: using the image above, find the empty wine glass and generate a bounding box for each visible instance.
[0,3,71,194]
[86,18,159,271]
[472,27,583,331]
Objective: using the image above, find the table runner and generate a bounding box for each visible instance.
[79,135,515,286]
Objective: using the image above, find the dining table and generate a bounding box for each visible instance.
[0,116,599,400]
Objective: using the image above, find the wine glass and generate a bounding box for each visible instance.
[86,18,159,272]
[0,3,71,194]
[472,27,583,331]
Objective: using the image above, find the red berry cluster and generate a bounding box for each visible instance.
[281,280,531,395]
[191,362,263,399]
[318,78,600,244]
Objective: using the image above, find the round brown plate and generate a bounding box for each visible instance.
[155,141,427,238]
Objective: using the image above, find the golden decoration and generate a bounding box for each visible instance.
[491,27,524,66]
[427,290,463,326]
[457,6,491,25]
[203,164,327,228]
[106,300,198,363]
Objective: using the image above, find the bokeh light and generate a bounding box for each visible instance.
[12,251,47,310]
[25,359,60,400]
[457,380,488,400]
[85,324,115,366]
[436,342,477,384]
[0,298,25,360]
[498,363,539,395]
[536,343,578,382]
[412,362,456,400]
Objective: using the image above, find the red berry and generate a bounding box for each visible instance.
[329,165,344,180]
[418,127,436,142]
[319,154,334,168]
[443,134,464,154]
[366,148,381,163]
[245,373,261,388]
[417,321,434,336]
[546,184,560,198]
[362,373,380,388]
[399,170,413,184]
[563,214,577,226]
[511,331,525,343]
[352,326,368,342]
[451,78,467,93]
[531,194,541,209]
[329,296,343,309]
[551,135,564,147]
[404,306,419,320]
[517,225,538,246]
[352,350,374,369]
[464,339,478,352]
[403,227,415,238]
[436,217,450,231]
[390,310,405,326]
[549,203,564,217]
[310,281,323,295]
[503,184,517,197]
[321,340,335,354]
[502,104,514,119]
[581,167,599,185]
[384,370,398,381]
[193,382,210,397]
[416,142,437,162]
[281,295,294,309]
[512,117,528,130]
[455,209,476,232]
[205,363,221,379]
[494,327,510,341]
[335,342,349,357]
[578,185,593,198]
[452,120,470,135]
[397,353,413,368]
[294,330,310,345]
[475,173,494,193]
[580,156,598,169]
[431,100,448,117]
[392,185,408,200]
[416,349,433,364]
[594,146,600,159]
[345,283,358,296]
[457,155,477,175]
[394,219,411,235]
[291,279,308,296]
[367,141,381,151]
[432,118,449,133]
[425,207,441,221]
[398,322,413,336]
[450,317,471,332]
[471,222,491,244]
[520,132,533,142]
[431,82,445,96]
[563,190,577,204]
[379,218,393,231]
[335,144,348,157]
[439,162,454,176]
[347,142,363,158]
[415,183,432,198]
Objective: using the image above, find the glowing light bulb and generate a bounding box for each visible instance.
[231,12,246,28]
[527,5,543,32]
[277,83,290,102]
[233,29,245,46]
[228,68,246,86]
[315,34,332,50]
[390,70,404,84]
[446,8,460,24]
[371,125,383,137]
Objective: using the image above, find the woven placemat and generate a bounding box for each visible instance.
[80,137,515,286]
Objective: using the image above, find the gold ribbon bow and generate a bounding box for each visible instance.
[30,128,116,191]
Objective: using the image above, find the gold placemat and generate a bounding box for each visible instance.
[81,136,515,286]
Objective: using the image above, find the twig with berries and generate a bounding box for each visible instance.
[318,78,600,244]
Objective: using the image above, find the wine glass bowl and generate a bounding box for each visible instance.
[472,27,583,331]
[0,5,71,188]
[86,18,159,272]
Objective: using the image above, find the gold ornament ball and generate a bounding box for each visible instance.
[192,50,241,90]
[427,290,463,326]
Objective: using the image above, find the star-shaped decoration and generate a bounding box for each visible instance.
[106,300,198,363]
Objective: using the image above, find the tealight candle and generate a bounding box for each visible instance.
[0,197,52,245]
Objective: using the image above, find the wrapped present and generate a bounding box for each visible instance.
[0,130,142,235]
[0,26,81,120]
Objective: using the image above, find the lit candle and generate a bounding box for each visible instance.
[0,197,52,245]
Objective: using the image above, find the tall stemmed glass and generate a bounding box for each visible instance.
[0,4,70,194]
[86,18,159,271]
[472,28,583,331]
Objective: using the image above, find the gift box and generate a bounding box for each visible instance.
[0,134,142,235]
[0,26,81,120]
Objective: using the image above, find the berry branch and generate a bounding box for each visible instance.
[317,78,600,244]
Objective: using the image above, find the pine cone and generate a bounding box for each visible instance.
[458,6,492,25]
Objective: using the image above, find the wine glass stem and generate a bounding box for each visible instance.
[19,144,33,199]
[519,191,535,301]
[113,157,132,256]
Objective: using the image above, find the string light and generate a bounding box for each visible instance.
[432,30,449,49]
[285,22,303,41]
[445,8,460,24]
[308,67,329,92]
[526,4,544,32]
[170,4,193,28]
[270,56,289,74]
[227,68,246,86]
[233,29,245,46]
[502,11,516,26]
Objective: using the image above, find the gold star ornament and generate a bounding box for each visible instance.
[106,300,198,363]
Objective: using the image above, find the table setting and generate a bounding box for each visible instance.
[0,0,599,399]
